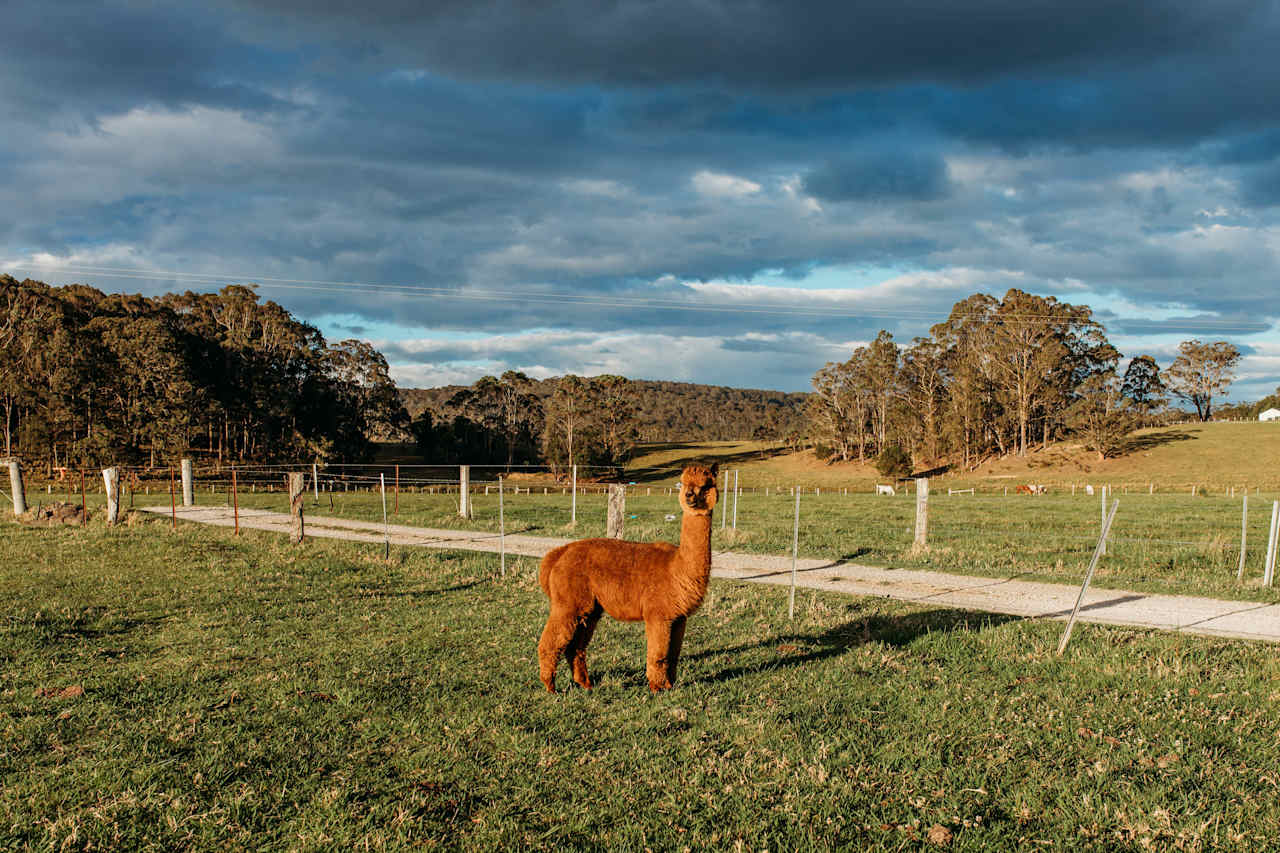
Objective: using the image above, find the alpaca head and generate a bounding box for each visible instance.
[678,463,719,516]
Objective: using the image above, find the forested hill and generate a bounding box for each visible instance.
[401,378,809,442]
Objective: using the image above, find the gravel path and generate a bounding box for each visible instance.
[145,505,1280,644]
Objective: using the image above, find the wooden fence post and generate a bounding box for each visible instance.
[102,467,120,525]
[458,465,472,519]
[289,472,305,544]
[7,459,25,516]
[181,458,194,507]
[607,484,626,539]
[571,464,577,526]
[231,467,240,536]
[312,463,319,503]
[732,469,740,530]
[914,477,930,549]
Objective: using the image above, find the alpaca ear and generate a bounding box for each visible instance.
[709,463,719,478]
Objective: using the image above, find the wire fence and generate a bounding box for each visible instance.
[10,459,1280,604]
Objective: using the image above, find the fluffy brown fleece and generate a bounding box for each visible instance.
[537,463,718,692]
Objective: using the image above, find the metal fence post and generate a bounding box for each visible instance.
[789,487,800,619]
[1058,499,1120,655]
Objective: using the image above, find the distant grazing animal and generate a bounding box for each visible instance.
[876,484,896,496]
[537,463,719,692]
[1016,484,1047,495]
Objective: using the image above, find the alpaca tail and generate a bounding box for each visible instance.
[538,545,564,596]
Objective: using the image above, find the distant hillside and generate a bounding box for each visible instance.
[401,377,809,442]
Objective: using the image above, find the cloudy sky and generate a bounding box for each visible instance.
[3,0,1279,397]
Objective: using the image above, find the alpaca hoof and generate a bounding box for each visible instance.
[648,680,673,692]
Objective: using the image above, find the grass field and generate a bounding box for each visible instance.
[5,516,1280,850]
[622,422,1280,492]
[147,481,1280,605]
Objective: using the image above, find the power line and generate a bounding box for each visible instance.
[7,260,1273,331]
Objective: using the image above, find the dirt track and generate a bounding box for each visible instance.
[144,505,1280,644]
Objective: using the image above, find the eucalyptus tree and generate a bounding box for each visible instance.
[1165,340,1241,421]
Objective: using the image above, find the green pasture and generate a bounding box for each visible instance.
[4,517,1280,850]
[166,480,1280,604]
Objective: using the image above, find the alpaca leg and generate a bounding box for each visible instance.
[538,608,578,693]
[665,616,688,686]
[567,604,603,690]
[645,619,675,691]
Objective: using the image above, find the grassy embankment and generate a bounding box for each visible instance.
[5,516,1280,849]
[625,421,1280,493]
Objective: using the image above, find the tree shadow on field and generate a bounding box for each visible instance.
[1120,429,1198,454]
[691,607,1022,686]
[628,445,794,483]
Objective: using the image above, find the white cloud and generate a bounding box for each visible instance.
[691,170,761,199]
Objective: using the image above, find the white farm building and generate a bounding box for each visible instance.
[1261,408,1280,422]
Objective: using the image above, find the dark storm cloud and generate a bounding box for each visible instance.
[3,0,1280,393]
[222,0,1263,90]
[803,151,951,202]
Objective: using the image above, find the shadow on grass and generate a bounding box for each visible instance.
[691,608,1022,686]
[1121,429,1198,454]
[626,445,794,482]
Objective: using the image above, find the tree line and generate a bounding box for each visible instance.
[403,376,808,468]
[807,288,1244,469]
[1,276,406,470]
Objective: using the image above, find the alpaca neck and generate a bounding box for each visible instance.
[677,511,713,577]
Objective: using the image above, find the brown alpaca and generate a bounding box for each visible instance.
[537,463,718,692]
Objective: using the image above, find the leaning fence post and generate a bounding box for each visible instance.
[1100,485,1107,556]
[499,475,506,577]
[1265,501,1280,587]
[288,472,305,545]
[607,484,626,539]
[458,465,472,519]
[7,459,25,516]
[1058,499,1120,655]
[789,486,801,619]
[102,467,120,525]
[181,458,194,508]
[1238,494,1249,581]
[914,477,930,549]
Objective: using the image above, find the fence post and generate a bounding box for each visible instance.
[1265,501,1280,587]
[6,459,25,516]
[1058,499,1119,655]
[914,477,929,549]
[571,464,577,525]
[102,467,120,525]
[312,463,319,503]
[789,486,801,619]
[1238,494,1249,581]
[289,472,305,545]
[1100,486,1107,556]
[458,465,472,519]
[169,467,177,531]
[607,484,626,539]
[181,458,194,507]
[394,464,400,515]
[231,467,240,536]
[499,475,506,577]
[380,473,389,559]
[732,469,740,530]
